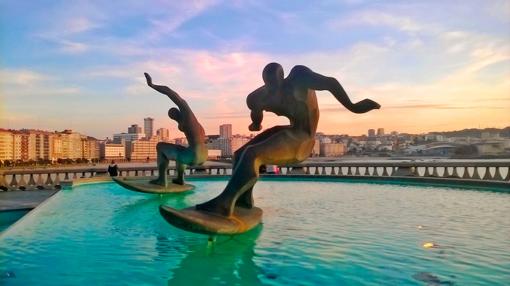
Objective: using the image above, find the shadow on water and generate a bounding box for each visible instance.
[110,192,195,237]
[412,272,455,285]
[163,225,264,286]
[114,192,193,216]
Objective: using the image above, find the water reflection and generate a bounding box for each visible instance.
[163,226,263,286]
[110,193,193,239]
[412,272,455,285]
[114,192,192,217]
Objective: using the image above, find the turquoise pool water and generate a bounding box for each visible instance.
[1,178,509,285]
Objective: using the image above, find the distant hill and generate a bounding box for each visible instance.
[430,127,510,138]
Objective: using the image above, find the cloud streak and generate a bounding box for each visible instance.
[0,69,80,97]
[332,10,424,33]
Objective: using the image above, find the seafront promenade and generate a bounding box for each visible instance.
[1,159,509,193]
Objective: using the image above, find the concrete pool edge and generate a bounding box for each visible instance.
[0,190,61,237]
[0,178,112,234]
[66,174,509,192]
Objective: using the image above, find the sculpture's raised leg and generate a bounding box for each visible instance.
[150,142,184,187]
[172,162,186,185]
[235,188,254,209]
[196,127,310,217]
[233,126,288,208]
[233,144,254,208]
[150,142,172,187]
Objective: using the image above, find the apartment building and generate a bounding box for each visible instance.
[129,137,159,160]
[0,129,14,161]
[0,129,98,162]
[100,143,125,160]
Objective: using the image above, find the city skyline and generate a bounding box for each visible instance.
[2,121,508,163]
[1,1,509,139]
[3,122,509,142]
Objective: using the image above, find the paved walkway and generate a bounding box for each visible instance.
[0,190,58,211]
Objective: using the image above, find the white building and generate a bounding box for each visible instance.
[113,133,145,144]
[311,139,320,156]
[205,134,250,158]
[127,124,142,134]
[320,143,345,157]
[144,117,154,138]
[320,137,332,144]
[231,136,250,153]
[113,132,145,159]
[219,124,232,139]
[100,143,125,160]
[0,130,14,161]
[217,137,231,157]
[156,128,169,141]
[376,143,393,152]
[129,137,159,160]
[208,149,222,159]
[475,141,506,155]
[424,134,444,142]
[422,144,457,156]
[481,132,500,140]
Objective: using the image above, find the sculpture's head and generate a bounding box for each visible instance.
[262,62,284,92]
[168,107,181,122]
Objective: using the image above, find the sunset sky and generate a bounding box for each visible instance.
[1,0,509,139]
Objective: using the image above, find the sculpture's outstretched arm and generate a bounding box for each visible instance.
[144,72,188,111]
[293,66,381,114]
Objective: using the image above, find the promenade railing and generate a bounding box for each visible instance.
[1,161,509,191]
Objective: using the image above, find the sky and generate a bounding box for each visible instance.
[0,0,509,139]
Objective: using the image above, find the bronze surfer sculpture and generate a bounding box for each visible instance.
[112,73,207,194]
[160,63,380,234]
[145,72,208,187]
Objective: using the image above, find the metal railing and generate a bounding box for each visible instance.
[1,161,509,191]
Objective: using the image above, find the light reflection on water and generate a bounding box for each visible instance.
[0,178,509,285]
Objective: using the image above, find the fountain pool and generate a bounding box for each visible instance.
[1,177,509,285]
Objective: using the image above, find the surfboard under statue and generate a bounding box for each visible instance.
[112,177,194,194]
[159,205,263,235]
